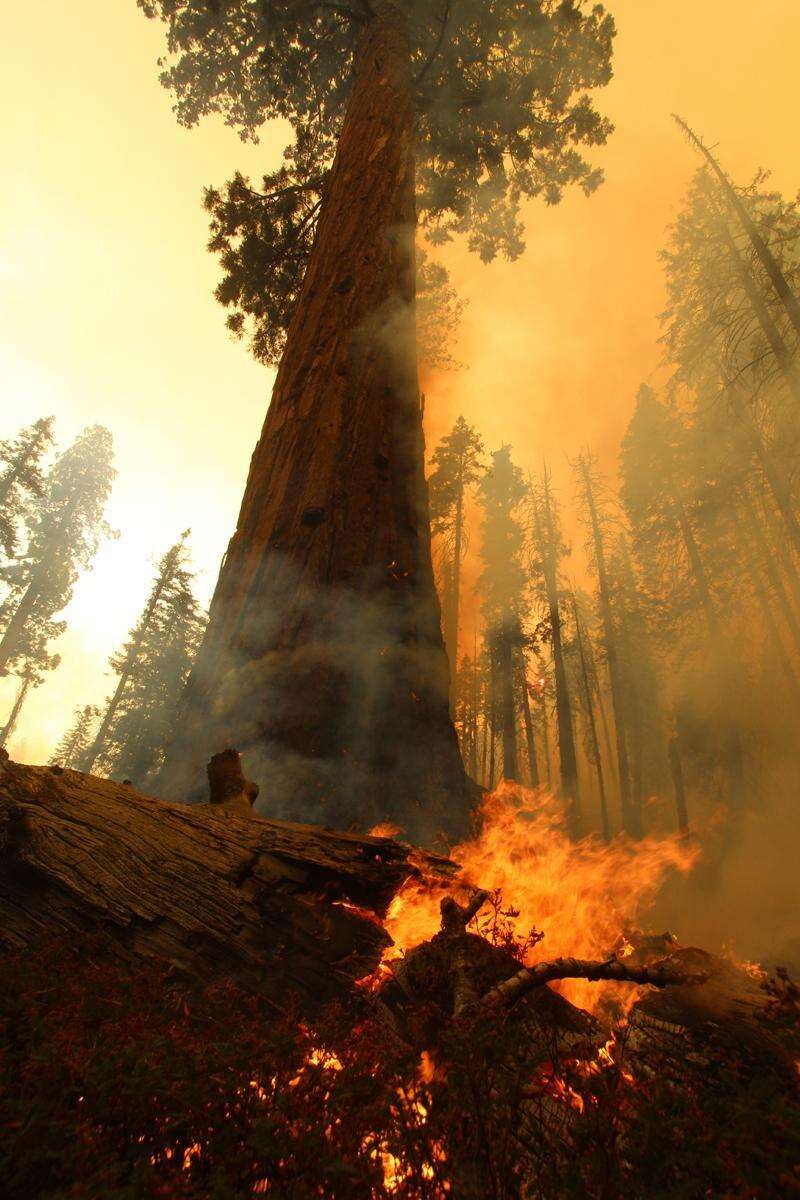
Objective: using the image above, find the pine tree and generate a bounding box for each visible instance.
[143,0,615,841]
[49,704,99,769]
[476,446,528,784]
[0,611,63,749]
[0,417,54,560]
[0,427,115,678]
[428,417,484,700]
[89,534,206,787]
[528,466,581,834]
[674,117,800,342]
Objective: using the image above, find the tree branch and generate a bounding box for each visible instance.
[475,955,710,1013]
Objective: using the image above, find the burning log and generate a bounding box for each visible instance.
[0,750,454,1011]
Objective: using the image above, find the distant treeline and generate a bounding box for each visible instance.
[0,420,205,786]
[431,143,800,839]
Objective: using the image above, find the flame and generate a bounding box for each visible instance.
[383,780,699,1014]
[370,821,403,839]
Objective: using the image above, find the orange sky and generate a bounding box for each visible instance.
[2,0,799,760]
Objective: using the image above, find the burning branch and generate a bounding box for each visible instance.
[475,955,710,1013]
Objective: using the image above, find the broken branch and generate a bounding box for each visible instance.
[476,955,710,1013]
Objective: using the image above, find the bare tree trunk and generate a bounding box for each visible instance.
[733,506,800,704]
[468,635,479,779]
[0,670,32,748]
[670,493,745,807]
[488,651,497,788]
[519,653,540,789]
[739,487,800,652]
[667,732,689,836]
[498,616,518,781]
[158,7,466,843]
[444,484,464,712]
[577,460,638,837]
[538,476,580,836]
[571,596,609,840]
[0,583,39,677]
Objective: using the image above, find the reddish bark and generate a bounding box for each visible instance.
[159,7,468,843]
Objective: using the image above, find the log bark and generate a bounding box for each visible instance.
[157,2,467,845]
[0,753,453,1012]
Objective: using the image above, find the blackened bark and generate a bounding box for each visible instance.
[158,6,467,843]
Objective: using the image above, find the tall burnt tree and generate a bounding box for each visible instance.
[0,427,115,679]
[528,467,581,835]
[142,0,615,842]
[476,446,528,784]
[428,416,484,705]
[0,417,54,561]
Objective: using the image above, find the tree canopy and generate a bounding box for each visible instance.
[141,0,615,362]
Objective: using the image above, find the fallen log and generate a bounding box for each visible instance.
[0,751,454,1011]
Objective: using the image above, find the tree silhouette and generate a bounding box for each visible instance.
[0,417,54,560]
[0,427,115,678]
[428,416,484,701]
[476,446,528,783]
[49,704,100,770]
[92,538,206,787]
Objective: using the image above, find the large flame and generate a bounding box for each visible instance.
[383,781,699,1013]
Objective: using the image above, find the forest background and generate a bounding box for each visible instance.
[1,1,799,958]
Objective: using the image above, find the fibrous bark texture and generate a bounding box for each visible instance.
[0,754,452,1010]
[158,5,468,845]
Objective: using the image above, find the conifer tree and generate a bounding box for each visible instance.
[0,612,63,749]
[143,0,615,840]
[0,417,54,560]
[88,534,206,786]
[49,704,100,770]
[0,427,115,678]
[428,417,484,697]
[674,117,800,342]
[476,446,528,783]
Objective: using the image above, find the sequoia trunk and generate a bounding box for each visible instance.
[159,6,467,843]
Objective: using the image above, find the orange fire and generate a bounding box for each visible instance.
[382,780,699,1014]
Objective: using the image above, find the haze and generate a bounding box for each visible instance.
[1,0,798,760]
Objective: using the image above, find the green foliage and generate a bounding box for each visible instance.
[94,533,206,786]
[0,417,54,560]
[141,0,615,363]
[428,415,485,535]
[49,703,100,769]
[476,444,528,629]
[0,425,115,677]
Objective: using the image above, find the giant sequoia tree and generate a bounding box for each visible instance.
[142,0,614,840]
